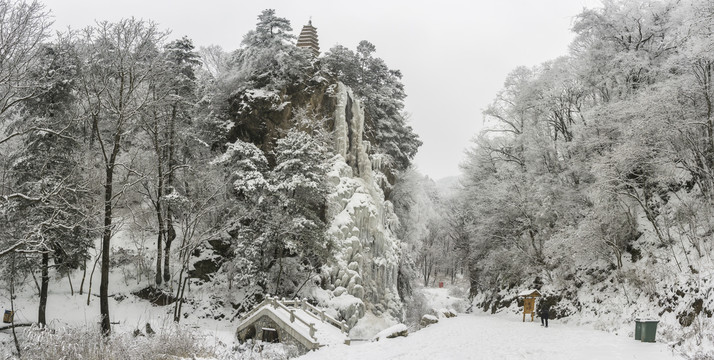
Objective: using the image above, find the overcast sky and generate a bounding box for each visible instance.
[42,0,601,180]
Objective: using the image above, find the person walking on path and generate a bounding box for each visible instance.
[540,304,550,328]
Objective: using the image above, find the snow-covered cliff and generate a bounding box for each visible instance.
[322,83,402,328]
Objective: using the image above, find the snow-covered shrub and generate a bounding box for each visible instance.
[620,268,658,299]
[225,339,300,360]
[480,247,529,291]
[448,286,466,298]
[21,323,215,360]
[403,291,430,328]
[447,297,468,314]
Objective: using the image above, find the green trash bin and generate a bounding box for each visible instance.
[640,319,659,343]
[634,319,643,340]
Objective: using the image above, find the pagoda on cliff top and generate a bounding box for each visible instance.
[297,20,320,57]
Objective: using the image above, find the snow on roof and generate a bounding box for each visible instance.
[517,289,542,297]
[239,302,347,347]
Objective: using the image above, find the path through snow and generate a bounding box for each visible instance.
[298,313,685,360]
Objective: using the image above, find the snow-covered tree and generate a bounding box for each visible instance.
[0,0,56,259]
[9,38,97,326]
[571,0,675,102]
[268,128,332,295]
[218,122,332,298]
[221,9,312,93]
[77,18,168,336]
[137,36,201,285]
[392,169,467,290]
[0,0,51,120]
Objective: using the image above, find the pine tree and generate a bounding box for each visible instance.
[268,128,331,295]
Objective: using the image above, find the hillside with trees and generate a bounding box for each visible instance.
[455,0,714,356]
[0,2,425,357]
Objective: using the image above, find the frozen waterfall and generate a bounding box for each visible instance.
[324,83,402,328]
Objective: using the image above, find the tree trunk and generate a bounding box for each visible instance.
[67,272,74,296]
[163,102,177,283]
[26,256,41,293]
[423,256,432,286]
[155,150,165,286]
[528,228,542,262]
[155,206,164,286]
[276,248,284,295]
[151,102,166,286]
[10,254,21,357]
[173,270,184,322]
[79,258,86,295]
[100,130,120,336]
[38,252,49,326]
[100,164,114,335]
[163,216,175,282]
[87,251,101,306]
[451,260,456,284]
[174,276,189,323]
[422,256,427,285]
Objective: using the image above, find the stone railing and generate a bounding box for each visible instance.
[237,296,350,340]
[267,296,319,340]
[237,297,272,324]
[282,298,349,333]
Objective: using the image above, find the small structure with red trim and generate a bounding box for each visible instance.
[517,289,541,322]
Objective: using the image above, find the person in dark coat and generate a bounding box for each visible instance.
[540,304,550,327]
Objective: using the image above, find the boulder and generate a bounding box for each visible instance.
[433,308,457,318]
[420,314,439,327]
[372,324,408,341]
[188,257,220,282]
[132,286,177,306]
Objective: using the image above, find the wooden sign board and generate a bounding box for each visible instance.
[523,298,536,322]
[524,298,535,314]
[518,290,541,322]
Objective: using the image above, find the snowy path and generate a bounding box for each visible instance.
[298,313,685,360]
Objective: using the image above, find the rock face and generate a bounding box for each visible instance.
[132,286,177,306]
[225,78,335,166]
[226,79,404,328]
[324,82,402,327]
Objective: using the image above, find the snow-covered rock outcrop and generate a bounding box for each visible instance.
[323,83,402,328]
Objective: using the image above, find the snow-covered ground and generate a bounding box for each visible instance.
[298,312,684,360]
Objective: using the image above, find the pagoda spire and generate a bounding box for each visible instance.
[297,19,320,57]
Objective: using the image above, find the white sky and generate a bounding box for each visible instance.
[42,0,601,180]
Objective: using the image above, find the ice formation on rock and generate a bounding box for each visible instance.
[324,83,402,328]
